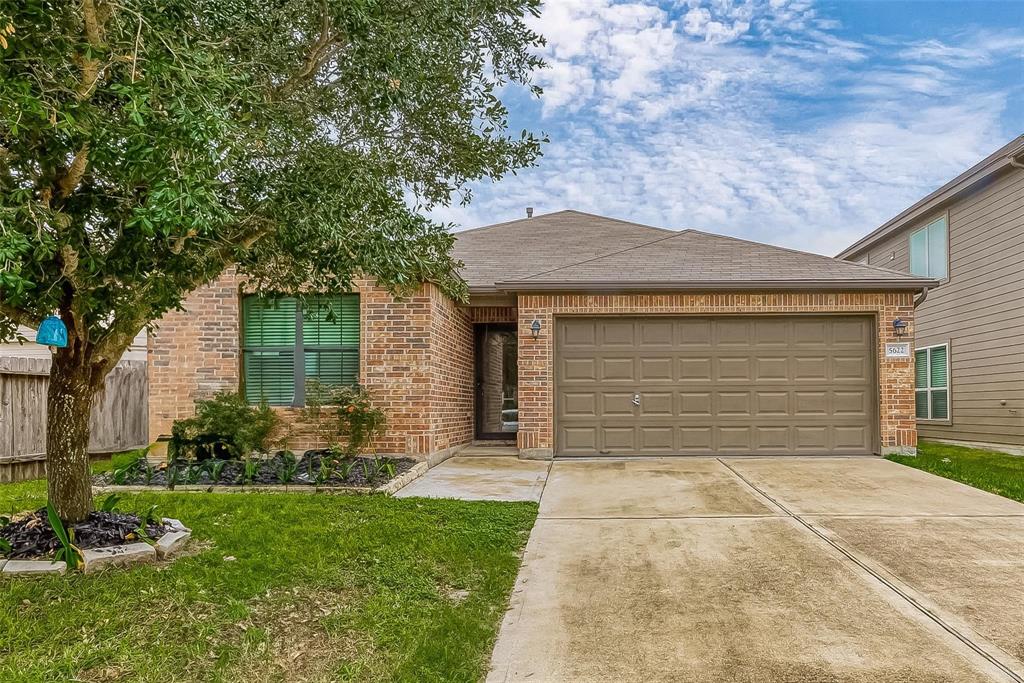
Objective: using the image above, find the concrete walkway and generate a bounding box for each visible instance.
[394,456,549,502]
[488,457,1024,683]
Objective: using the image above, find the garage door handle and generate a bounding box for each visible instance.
[632,393,640,406]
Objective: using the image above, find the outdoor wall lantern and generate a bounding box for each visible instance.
[530,319,541,339]
[892,318,908,338]
[36,315,69,348]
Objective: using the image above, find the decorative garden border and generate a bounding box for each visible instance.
[1,518,192,577]
[92,461,429,497]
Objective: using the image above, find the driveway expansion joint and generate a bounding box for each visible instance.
[716,458,1024,683]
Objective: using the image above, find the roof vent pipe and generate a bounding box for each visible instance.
[526,207,534,218]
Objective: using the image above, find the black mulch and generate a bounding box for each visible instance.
[94,450,416,489]
[0,510,168,560]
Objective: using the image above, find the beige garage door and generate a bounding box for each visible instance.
[556,316,876,456]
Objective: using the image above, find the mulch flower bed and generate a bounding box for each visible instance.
[94,450,417,489]
[1,510,167,560]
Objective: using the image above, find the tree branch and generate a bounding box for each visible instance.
[76,0,105,99]
[0,301,43,330]
[274,1,341,98]
[57,144,89,199]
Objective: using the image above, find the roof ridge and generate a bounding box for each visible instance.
[684,229,922,280]
[516,229,694,281]
[454,209,675,237]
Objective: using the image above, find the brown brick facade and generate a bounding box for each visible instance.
[148,273,475,461]
[151,280,919,462]
[516,292,917,459]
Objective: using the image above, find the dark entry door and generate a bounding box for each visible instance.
[475,324,518,439]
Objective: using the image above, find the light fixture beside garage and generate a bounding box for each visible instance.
[892,318,908,338]
[530,319,541,339]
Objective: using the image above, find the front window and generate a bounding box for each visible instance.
[909,216,947,279]
[241,294,359,406]
[915,344,949,421]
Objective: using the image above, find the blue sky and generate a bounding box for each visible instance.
[432,0,1024,255]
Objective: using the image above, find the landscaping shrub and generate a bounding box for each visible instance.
[303,382,387,458]
[169,392,282,462]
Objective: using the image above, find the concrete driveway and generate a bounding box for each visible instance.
[488,457,1024,683]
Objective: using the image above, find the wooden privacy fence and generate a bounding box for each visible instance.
[0,357,148,482]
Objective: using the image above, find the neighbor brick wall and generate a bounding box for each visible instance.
[516,292,917,458]
[148,273,475,460]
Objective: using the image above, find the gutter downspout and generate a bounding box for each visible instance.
[1010,150,1024,170]
[914,286,930,308]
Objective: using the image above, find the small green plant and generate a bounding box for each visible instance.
[99,494,122,512]
[46,503,83,569]
[336,458,357,481]
[380,460,396,480]
[112,462,133,485]
[276,451,299,484]
[314,458,334,485]
[140,504,161,527]
[242,457,260,485]
[210,459,228,484]
[360,457,379,483]
[185,464,202,485]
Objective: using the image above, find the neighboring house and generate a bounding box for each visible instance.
[838,135,1024,455]
[149,210,935,461]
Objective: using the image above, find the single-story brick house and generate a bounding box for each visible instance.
[149,210,936,461]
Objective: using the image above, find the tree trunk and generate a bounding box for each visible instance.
[46,350,95,523]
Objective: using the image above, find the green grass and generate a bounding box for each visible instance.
[888,441,1024,503]
[0,458,537,682]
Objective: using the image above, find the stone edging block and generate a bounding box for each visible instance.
[2,559,67,576]
[379,462,429,495]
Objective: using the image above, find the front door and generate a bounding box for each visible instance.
[475,324,518,439]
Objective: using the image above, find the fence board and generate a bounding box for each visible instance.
[0,358,148,467]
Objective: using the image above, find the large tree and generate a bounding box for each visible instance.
[0,0,544,521]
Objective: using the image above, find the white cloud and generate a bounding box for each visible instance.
[431,5,1021,257]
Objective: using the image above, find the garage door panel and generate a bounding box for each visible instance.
[756,392,789,415]
[602,427,635,451]
[600,321,635,346]
[716,392,751,416]
[681,392,712,415]
[556,316,875,456]
[562,358,597,382]
[833,356,870,381]
[639,392,673,416]
[601,392,637,416]
[639,357,674,381]
[601,357,635,381]
[680,357,712,381]
[717,357,752,381]
[794,391,828,415]
[794,425,832,450]
[794,356,828,381]
[755,356,789,380]
[560,392,598,418]
[639,320,674,345]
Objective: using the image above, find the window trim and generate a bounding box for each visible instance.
[240,293,360,407]
[908,211,950,282]
[915,341,951,423]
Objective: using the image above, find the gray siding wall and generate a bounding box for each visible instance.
[854,165,1024,446]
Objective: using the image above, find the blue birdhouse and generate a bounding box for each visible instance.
[36,315,69,348]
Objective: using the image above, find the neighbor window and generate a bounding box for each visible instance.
[909,216,947,279]
[915,344,949,421]
[241,294,359,406]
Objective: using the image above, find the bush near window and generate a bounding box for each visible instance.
[170,392,282,461]
[303,381,386,458]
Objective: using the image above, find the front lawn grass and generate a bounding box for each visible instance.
[888,441,1024,503]
[0,464,537,682]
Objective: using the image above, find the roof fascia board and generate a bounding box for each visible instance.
[494,279,938,293]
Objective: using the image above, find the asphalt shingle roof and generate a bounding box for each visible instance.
[452,210,936,292]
